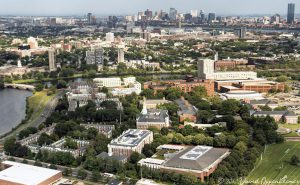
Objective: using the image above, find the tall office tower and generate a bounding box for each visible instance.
[208,13,216,23]
[86,47,104,65]
[191,10,198,18]
[169,8,178,21]
[117,46,125,64]
[48,49,57,72]
[287,3,295,24]
[234,27,246,39]
[271,14,281,24]
[106,32,115,42]
[87,13,92,25]
[144,9,153,20]
[199,10,206,23]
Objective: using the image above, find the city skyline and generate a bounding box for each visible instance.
[0,0,299,16]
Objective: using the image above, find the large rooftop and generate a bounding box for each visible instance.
[163,146,229,172]
[0,161,61,185]
[137,109,169,123]
[110,129,152,147]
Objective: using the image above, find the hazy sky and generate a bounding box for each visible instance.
[0,0,299,16]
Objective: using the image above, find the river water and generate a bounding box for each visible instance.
[0,89,32,136]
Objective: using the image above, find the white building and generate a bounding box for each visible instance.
[220,90,264,100]
[117,46,125,63]
[93,77,122,88]
[48,48,57,72]
[198,59,257,80]
[108,129,153,157]
[106,32,115,42]
[27,37,38,49]
[111,82,142,96]
[94,77,142,96]
[0,161,62,185]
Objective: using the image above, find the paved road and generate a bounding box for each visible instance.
[285,137,300,141]
[31,91,64,128]
[0,90,64,144]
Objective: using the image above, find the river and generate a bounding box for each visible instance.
[0,89,32,136]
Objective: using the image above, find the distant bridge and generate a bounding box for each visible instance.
[4,84,35,91]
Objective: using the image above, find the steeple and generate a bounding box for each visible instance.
[141,99,148,115]
[17,59,22,68]
[214,52,219,62]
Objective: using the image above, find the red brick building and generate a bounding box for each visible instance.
[144,79,215,96]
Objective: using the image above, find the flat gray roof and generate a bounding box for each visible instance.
[110,129,152,147]
[163,146,229,171]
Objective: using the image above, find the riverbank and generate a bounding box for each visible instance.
[0,90,57,141]
[12,70,197,84]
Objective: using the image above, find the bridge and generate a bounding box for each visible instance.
[4,83,35,91]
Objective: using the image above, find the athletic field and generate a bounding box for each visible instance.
[247,141,300,184]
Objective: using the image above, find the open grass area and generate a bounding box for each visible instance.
[279,124,300,131]
[247,142,300,184]
[0,90,56,140]
[27,90,55,123]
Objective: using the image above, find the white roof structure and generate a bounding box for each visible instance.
[0,161,61,185]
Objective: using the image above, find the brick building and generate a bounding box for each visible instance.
[143,79,215,96]
[0,161,62,185]
[139,145,230,182]
[216,79,285,93]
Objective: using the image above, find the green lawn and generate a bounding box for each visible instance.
[27,90,55,122]
[279,124,300,131]
[247,142,300,184]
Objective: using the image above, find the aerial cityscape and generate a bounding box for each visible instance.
[0,0,300,185]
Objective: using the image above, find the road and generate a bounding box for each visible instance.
[31,91,63,128]
[0,90,64,144]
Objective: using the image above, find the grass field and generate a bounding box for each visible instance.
[279,124,300,131]
[27,90,55,122]
[0,90,55,140]
[247,141,300,184]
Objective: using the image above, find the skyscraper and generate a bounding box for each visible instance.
[48,49,56,72]
[191,10,198,18]
[208,13,216,23]
[87,13,92,25]
[117,46,125,64]
[169,8,177,21]
[86,47,104,65]
[287,3,295,24]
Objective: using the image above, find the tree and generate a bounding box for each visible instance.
[291,155,300,165]
[49,164,57,170]
[258,105,272,111]
[19,127,38,139]
[35,83,44,91]
[0,78,4,89]
[129,152,143,164]
[219,99,240,115]
[77,168,88,180]
[276,75,288,82]
[100,100,118,109]
[63,168,72,176]
[91,170,101,182]
[197,110,213,124]
[234,141,248,155]
[38,133,54,146]
[56,80,67,89]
